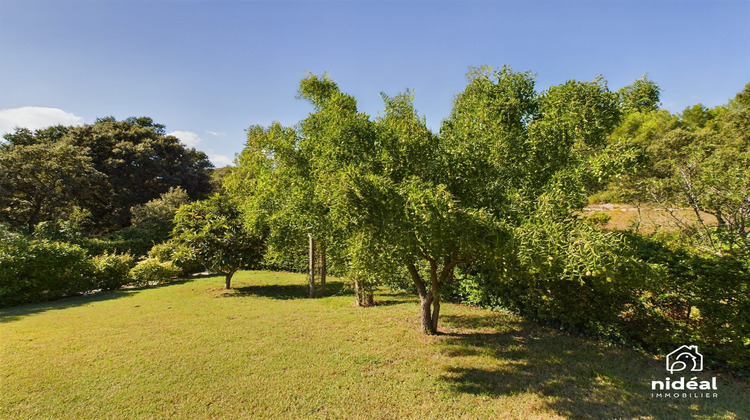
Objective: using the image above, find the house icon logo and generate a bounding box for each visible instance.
[666,345,703,374]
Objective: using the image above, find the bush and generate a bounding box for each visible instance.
[496,220,653,335]
[129,258,180,287]
[32,219,85,243]
[91,253,135,291]
[0,236,95,307]
[625,235,750,373]
[82,227,163,258]
[448,225,749,375]
[148,241,203,277]
[131,186,190,230]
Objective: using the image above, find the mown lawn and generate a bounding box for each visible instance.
[1,271,748,419]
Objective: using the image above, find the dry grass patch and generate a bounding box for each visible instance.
[583,203,717,232]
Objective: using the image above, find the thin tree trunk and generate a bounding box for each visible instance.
[354,278,361,306]
[224,271,234,289]
[320,244,326,297]
[365,286,373,306]
[431,293,441,332]
[354,278,363,306]
[409,262,437,334]
[308,233,315,298]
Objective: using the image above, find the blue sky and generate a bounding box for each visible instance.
[1,0,748,167]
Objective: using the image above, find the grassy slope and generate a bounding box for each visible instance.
[1,271,748,419]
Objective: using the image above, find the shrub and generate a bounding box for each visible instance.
[129,258,180,287]
[131,186,190,230]
[492,220,655,335]
[626,235,750,372]
[82,227,162,258]
[148,241,203,277]
[91,253,135,291]
[32,219,85,243]
[450,226,749,374]
[0,236,94,307]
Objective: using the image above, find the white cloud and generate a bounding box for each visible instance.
[0,106,85,135]
[167,130,231,167]
[206,130,226,137]
[209,153,233,167]
[168,130,203,148]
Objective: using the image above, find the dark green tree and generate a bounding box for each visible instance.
[0,141,103,233]
[63,117,214,231]
[4,118,214,233]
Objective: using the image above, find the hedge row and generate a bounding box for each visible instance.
[0,234,181,308]
[446,227,750,374]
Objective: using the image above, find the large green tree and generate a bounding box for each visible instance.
[647,84,750,252]
[66,117,214,231]
[3,117,214,233]
[226,75,376,299]
[230,68,643,334]
[608,83,750,253]
[0,140,103,233]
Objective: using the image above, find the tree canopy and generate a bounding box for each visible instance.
[0,140,103,233]
[2,117,214,233]
[171,194,264,289]
[229,67,646,334]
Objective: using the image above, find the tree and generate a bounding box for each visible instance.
[230,68,641,334]
[0,140,104,233]
[342,68,636,333]
[225,123,329,296]
[226,75,372,299]
[64,117,214,231]
[643,84,750,253]
[5,117,215,233]
[131,186,191,235]
[618,75,661,113]
[171,194,264,289]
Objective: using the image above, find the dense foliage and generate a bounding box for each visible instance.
[229,68,645,333]
[171,194,265,289]
[0,230,135,307]
[1,69,746,373]
[225,70,748,372]
[2,117,213,234]
[129,258,180,287]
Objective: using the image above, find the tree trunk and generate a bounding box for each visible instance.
[308,233,315,298]
[431,293,441,333]
[320,244,326,297]
[408,257,465,335]
[420,295,436,334]
[354,278,374,307]
[224,271,234,289]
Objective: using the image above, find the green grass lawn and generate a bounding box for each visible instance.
[1,271,748,419]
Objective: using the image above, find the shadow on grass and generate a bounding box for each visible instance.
[438,312,750,419]
[0,289,137,323]
[226,280,349,300]
[0,278,196,323]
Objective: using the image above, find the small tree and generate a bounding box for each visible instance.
[172,195,263,289]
